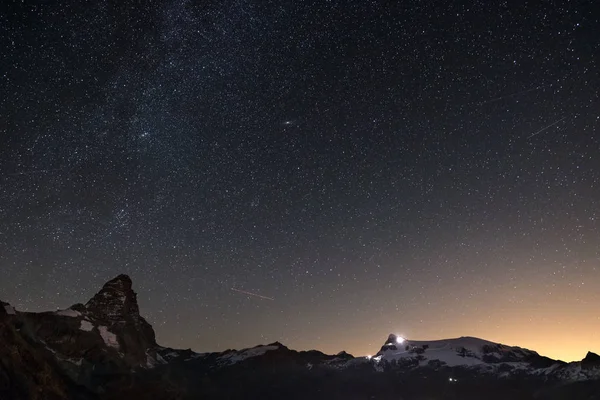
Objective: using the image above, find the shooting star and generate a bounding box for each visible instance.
[527,117,567,139]
[231,287,274,301]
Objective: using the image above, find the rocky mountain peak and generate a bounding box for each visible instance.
[267,341,287,348]
[385,333,400,344]
[581,351,600,370]
[87,274,157,353]
[20,274,158,369]
[85,274,140,322]
[336,351,353,359]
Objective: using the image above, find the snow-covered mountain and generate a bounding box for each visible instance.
[375,333,553,366]
[370,333,600,380]
[1,275,599,400]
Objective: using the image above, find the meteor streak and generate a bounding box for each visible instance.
[231,287,274,301]
[527,117,567,139]
[480,84,552,105]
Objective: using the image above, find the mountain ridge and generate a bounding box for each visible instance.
[1,274,599,400]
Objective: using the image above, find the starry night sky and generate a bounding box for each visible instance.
[1,1,599,362]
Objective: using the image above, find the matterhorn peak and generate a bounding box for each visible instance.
[104,274,134,291]
[85,274,140,322]
[82,274,158,363]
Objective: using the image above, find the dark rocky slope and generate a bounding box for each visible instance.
[0,301,94,400]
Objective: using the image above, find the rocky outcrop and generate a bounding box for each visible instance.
[377,333,401,352]
[1,301,16,317]
[581,352,600,370]
[385,334,399,344]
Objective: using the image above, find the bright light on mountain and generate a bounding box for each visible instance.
[396,336,405,344]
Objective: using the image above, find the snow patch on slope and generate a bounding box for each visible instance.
[56,309,82,317]
[79,320,94,332]
[98,326,119,349]
[3,305,16,315]
[146,351,167,368]
[184,352,207,361]
[218,345,280,365]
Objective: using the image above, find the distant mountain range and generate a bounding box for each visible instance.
[1,274,599,399]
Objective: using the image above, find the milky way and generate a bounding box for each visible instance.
[1,1,599,361]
